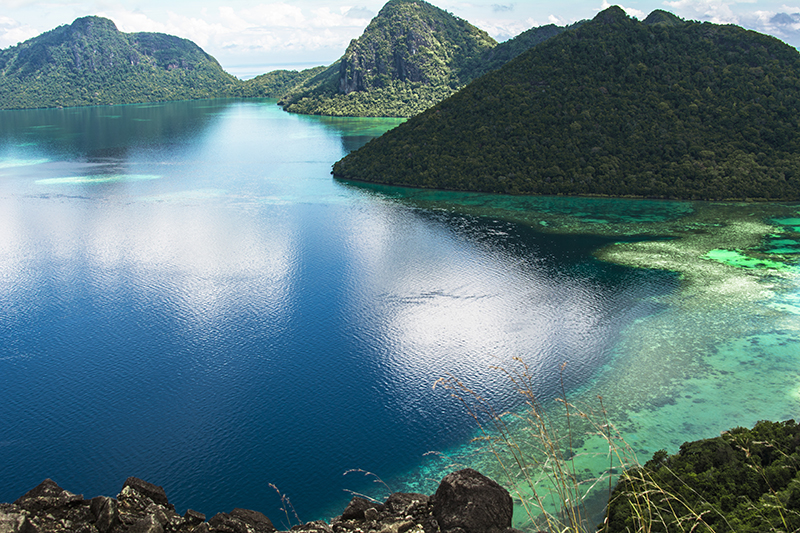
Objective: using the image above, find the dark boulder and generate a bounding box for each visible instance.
[14,478,83,512]
[184,508,206,526]
[122,477,171,508]
[338,496,383,520]
[90,496,120,533]
[288,520,333,532]
[209,512,249,533]
[432,468,513,533]
[230,508,276,532]
[384,492,429,515]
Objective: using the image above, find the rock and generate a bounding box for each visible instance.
[122,478,170,508]
[0,506,31,533]
[184,509,206,526]
[229,508,275,532]
[339,496,381,521]
[432,468,513,533]
[377,519,417,533]
[128,514,164,533]
[0,468,517,533]
[208,512,248,533]
[13,479,83,513]
[383,493,428,516]
[363,507,379,522]
[89,496,119,533]
[289,520,332,532]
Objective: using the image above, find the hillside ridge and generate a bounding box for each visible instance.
[0,15,239,109]
[332,6,800,200]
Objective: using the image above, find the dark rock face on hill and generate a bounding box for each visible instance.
[0,16,239,109]
[276,0,498,117]
[0,469,520,533]
[273,0,573,118]
[333,6,800,200]
[244,3,571,118]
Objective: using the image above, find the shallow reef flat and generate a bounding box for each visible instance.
[370,196,800,530]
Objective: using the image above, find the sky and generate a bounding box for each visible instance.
[2,0,800,78]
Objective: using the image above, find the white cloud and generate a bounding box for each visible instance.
[663,0,740,24]
[0,17,39,48]
[308,6,371,27]
[601,0,645,20]
[84,2,373,65]
[471,17,538,41]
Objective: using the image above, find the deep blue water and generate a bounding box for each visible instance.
[0,99,678,523]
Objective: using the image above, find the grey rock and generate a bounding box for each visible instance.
[128,514,164,533]
[363,507,379,522]
[13,479,83,513]
[230,508,275,532]
[208,512,248,533]
[339,497,383,521]
[432,468,512,533]
[89,496,119,533]
[289,520,332,532]
[0,507,31,533]
[184,509,206,526]
[383,493,428,516]
[122,478,170,508]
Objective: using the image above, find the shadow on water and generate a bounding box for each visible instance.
[0,99,241,160]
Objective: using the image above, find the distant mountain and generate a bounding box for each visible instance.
[244,8,572,118]
[265,1,573,118]
[238,66,327,98]
[272,0,502,117]
[0,16,239,109]
[333,7,800,201]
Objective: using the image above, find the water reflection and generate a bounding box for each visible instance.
[0,100,684,525]
[0,100,237,160]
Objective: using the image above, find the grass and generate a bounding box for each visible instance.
[435,358,741,533]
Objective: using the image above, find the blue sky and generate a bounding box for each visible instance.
[2,0,800,78]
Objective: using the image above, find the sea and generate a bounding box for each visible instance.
[1,98,798,529]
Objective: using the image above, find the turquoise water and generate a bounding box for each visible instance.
[0,99,799,530]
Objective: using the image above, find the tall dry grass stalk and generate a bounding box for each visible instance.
[434,358,726,533]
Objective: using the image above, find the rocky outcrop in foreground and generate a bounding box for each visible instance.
[0,469,521,533]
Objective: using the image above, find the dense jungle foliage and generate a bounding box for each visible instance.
[605,420,800,532]
[277,0,496,117]
[0,2,570,117]
[238,66,327,98]
[274,0,569,117]
[459,23,575,83]
[0,16,239,109]
[333,6,800,200]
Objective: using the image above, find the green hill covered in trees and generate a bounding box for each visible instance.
[607,420,800,532]
[332,7,800,200]
[267,0,569,117]
[0,16,240,109]
[238,66,327,99]
[0,2,572,116]
[274,0,496,117]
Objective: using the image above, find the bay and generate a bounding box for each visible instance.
[0,99,798,528]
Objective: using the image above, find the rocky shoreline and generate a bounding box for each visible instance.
[0,469,522,533]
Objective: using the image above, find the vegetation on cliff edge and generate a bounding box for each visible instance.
[607,419,800,532]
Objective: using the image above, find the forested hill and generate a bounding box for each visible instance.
[275,0,496,117]
[0,16,239,109]
[248,3,572,117]
[333,6,800,201]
